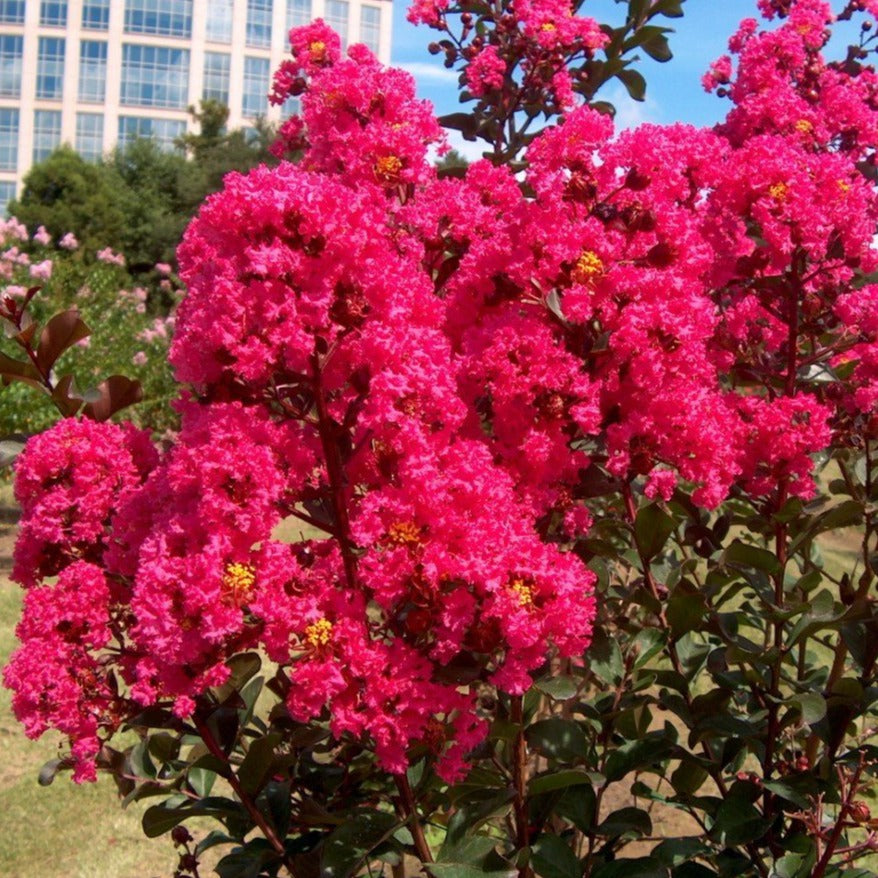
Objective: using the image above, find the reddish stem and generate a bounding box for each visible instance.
[192,714,296,877]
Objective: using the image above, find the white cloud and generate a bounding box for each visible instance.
[398,61,460,84]
[444,129,488,163]
[603,81,662,131]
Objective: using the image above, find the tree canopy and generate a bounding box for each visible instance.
[9,102,277,279]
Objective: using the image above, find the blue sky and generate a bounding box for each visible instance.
[388,1,865,156]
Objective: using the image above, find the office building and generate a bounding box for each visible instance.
[0,0,393,212]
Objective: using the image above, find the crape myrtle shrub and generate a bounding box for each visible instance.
[6,1,878,877]
[0,221,178,444]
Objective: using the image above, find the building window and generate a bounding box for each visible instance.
[82,0,110,30]
[246,0,273,48]
[242,56,269,118]
[118,115,186,151]
[76,113,104,161]
[121,44,190,109]
[205,0,233,43]
[203,51,230,106]
[124,0,193,39]
[325,0,349,46]
[36,37,65,101]
[33,110,62,164]
[0,108,18,170]
[40,1,68,27]
[78,40,107,103]
[0,35,23,98]
[0,1,25,24]
[286,0,310,31]
[0,181,16,216]
[280,96,300,119]
[359,5,380,53]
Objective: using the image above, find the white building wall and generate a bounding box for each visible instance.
[0,0,394,209]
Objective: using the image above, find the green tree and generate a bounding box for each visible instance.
[10,104,278,281]
[8,146,126,257]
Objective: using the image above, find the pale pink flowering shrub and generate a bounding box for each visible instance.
[29,258,52,280]
[58,232,79,250]
[96,247,125,267]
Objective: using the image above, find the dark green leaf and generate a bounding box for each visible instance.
[445,788,514,844]
[710,796,771,846]
[596,807,652,839]
[724,539,781,575]
[792,693,826,726]
[531,835,581,878]
[667,592,706,638]
[604,732,674,783]
[670,760,708,796]
[535,676,579,700]
[616,68,646,102]
[38,757,68,786]
[238,733,280,797]
[654,837,708,867]
[634,503,676,560]
[591,857,665,878]
[587,628,624,684]
[432,836,516,878]
[525,718,588,762]
[528,770,592,796]
[142,796,248,838]
[320,809,399,878]
[216,840,278,878]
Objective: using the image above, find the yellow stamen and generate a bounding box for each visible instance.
[509,576,536,608]
[222,562,255,604]
[386,521,423,548]
[309,40,327,61]
[305,618,333,648]
[794,119,813,134]
[769,182,789,201]
[571,250,604,285]
[374,154,403,184]
[541,21,557,31]
[837,179,851,193]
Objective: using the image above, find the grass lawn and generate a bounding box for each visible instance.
[0,529,184,878]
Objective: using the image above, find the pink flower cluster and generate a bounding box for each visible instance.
[409,0,606,111]
[7,0,878,787]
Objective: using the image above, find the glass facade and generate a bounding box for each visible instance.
[121,44,190,108]
[203,51,231,105]
[287,0,310,31]
[0,35,22,98]
[205,0,233,43]
[360,5,380,52]
[242,56,269,117]
[325,0,349,46]
[118,115,186,150]
[280,96,300,120]
[125,0,193,39]
[40,1,68,27]
[0,180,16,216]
[246,0,273,49]
[0,1,25,24]
[33,109,61,163]
[36,37,65,100]
[82,0,110,30]
[75,112,104,160]
[0,108,18,170]
[78,40,107,103]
